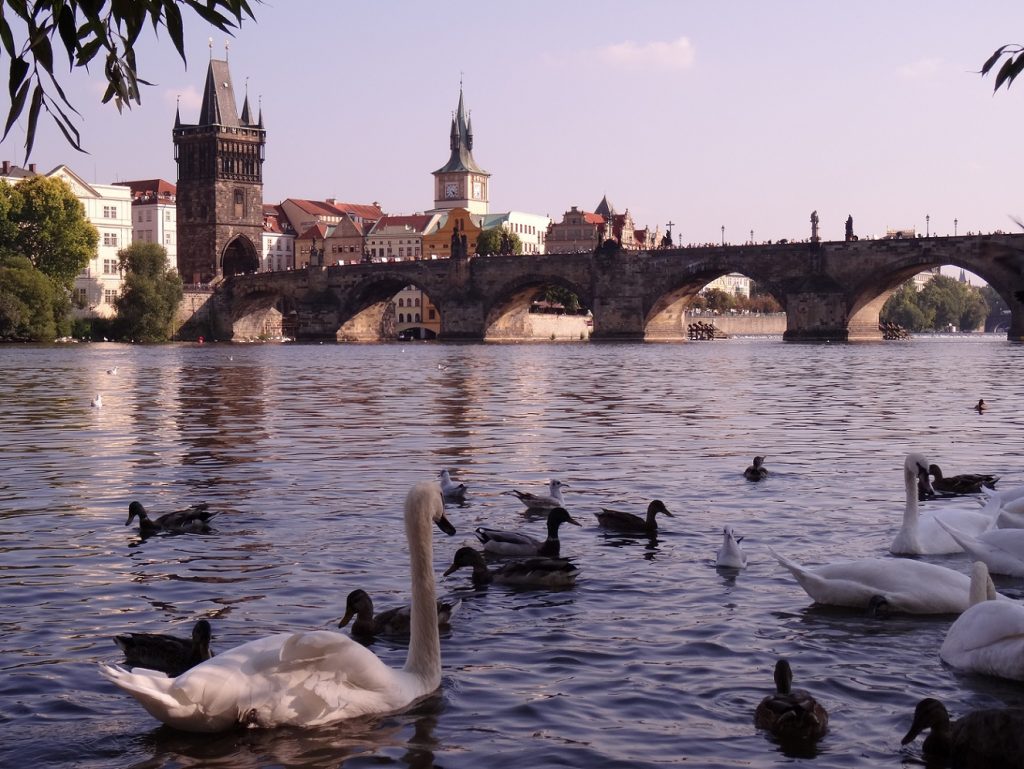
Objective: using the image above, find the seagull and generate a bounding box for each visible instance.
[91,394,103,408]
[505,479,568,512]
[106,366,118,375]
[438,469,467,502]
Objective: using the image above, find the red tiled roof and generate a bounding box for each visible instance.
[582,212,605,225]
[372,214,435,233]
[296,223,329,240]
[118,178,176,201]
[288,198,383,221]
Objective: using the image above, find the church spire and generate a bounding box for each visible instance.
[434,84,486,175]
[240,78,252,124]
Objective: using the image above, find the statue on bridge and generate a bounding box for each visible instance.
[845,215,858,242]
[810,210,820,243]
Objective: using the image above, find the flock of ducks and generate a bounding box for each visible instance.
[99,455,1024,764]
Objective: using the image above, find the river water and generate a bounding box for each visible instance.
[1,337,1022,768]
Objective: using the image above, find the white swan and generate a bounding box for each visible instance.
[890,453,994,555]
[769,547,989,614]
[716,526,748,569]
[979,486,1024,529]
[99,481,455,732]
[438,469,467,502]
[937,520,1024,577]
[939,561,1024,681]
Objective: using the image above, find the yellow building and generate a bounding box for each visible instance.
[422,208,482,259]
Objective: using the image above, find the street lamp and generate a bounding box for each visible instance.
[954,218,958,236]
[926,214,930,237]
[721,225,725,246]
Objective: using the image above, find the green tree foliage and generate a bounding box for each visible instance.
[0,254,59,340]
[881,275,989,332]
[475,227,522,256]
[0,176,97,289]
[113,242,183,342]
[540,285,581,313]
[0,1,257,158]
[982,44,1024,93]
[702,287,734,313]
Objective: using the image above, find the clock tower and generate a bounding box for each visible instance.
[432,87,489,215]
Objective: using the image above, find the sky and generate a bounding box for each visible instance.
[5,1,1024,252]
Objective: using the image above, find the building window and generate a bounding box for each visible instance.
[103,258,118,274]
[428,309,436,320]
[398,298,404,307]
[415,313,421,322]
[103,289,118,304]
[73,288,88,306]
[398,313,405,323]
[164,210,171,222]
[102,232,118,247]
[103,205,117,218]
[145,209,152,222]
[164,232,173,245]
[234,189,244,218]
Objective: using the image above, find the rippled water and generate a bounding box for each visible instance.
[1,337,1023,768]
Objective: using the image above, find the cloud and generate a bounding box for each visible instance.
[898,57,942,80]
[599,36,696,71]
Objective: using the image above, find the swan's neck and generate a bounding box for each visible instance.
[403,509,440,686]
[902,467,919,528]
[968,564,996,606]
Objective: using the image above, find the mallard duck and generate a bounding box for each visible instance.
[338,588,461,638]
[438,469,467,502]
[504,479,568,511]
[744,456,768,481]
[716,525,748,569]
[125,501,218,536]
[754,659,828,742]
[114,619,214,677]
[595,499,672,535]
[890,453,994,555]
[443,546,579,587]
[901,697,1024,768]
[928,464,999,495]
[100,481,456,732]
[475,506,581,557]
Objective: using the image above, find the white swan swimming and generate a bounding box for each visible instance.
[939,561,1024,682]
[979,485,1024,529]
[769,546,993,614]
[99,481,456,732]
[715,526,748,569]
[890,453,994,555]
[936,520,1024,577]
[438,469,467,502]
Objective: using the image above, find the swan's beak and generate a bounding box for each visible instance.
[436,514,456,536]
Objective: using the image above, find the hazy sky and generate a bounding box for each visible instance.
[7,1,1024,247]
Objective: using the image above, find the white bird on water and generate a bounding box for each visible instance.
[91,394,103,408]
[106,366,118,375]
[99,481,456,732]
[716,526,748,569]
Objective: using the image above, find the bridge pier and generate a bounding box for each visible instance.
[782,291,856,342]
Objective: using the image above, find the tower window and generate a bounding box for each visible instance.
[234,189,244,218]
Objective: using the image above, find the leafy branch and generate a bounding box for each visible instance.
[0,1,258,160]
[981,43,1024,93]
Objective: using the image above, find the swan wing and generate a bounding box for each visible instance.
[937,521,1024,577]
[101,631,413,732]
[940,602,1024,681]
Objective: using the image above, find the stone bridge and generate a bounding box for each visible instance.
[203,234,1024,342]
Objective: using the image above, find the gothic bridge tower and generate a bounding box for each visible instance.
[432,87,489,215]
[173,55,265,283]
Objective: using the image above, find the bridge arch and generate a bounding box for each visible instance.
[483,273,593,341]
[221,235,260,278]
[336,271,444,342]
[643,260,788,340]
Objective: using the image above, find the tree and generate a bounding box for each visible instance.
[919,275,989,331]
[881,282,933,331]
[1,1,257,159]
[0,254,60,340]
[475,228,502,256]
[113,242,183,342]
[0,176,97,289]
[982,43,1024,92]
[702,287,734,313]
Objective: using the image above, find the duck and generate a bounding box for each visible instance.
[438,469,467,502]
[890,453,995,555]
[974,398,987,413]
[939,562,1024,681]
[125,501,218,536]
[504,479,568,511]
[744,456,768,481]
[901,697,1024,768]
[716,526,748,569]
[443,546,580,588]
[768,546,1004,614]
[753,659,828,743]
[91,393,103,408]
[99,480,456,732]
[929,464,999,495]
[338,588,462,638]
[595,499,672,535]
[114,619,214,677]
[475,506,581,557]
[937,520,1024,577]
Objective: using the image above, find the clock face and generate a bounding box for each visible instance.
[445,182,458,199]
[473,180,483,200]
